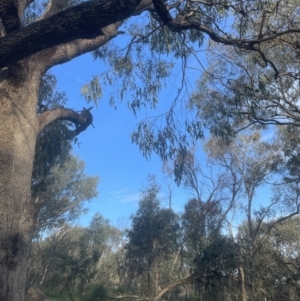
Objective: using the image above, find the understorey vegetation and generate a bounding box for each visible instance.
[28,125,300,301]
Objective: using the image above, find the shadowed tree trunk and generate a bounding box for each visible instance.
[0,56,100,299]
[0,61,39,301]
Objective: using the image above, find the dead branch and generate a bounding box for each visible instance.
[106,273,204,301]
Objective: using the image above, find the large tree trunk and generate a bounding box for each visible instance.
[0,62,39,301]
[0,20,122,301]
[0,2,149,300]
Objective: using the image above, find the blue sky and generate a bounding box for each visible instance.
[51,50,200,226]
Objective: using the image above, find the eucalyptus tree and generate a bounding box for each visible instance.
[36,225,94,298]
[88,213,123,284]
[205,130,300,300]
[190,1,300,136]
[182,198,239,301]
[179,130,300,300]
[267,216,300,299]
[28,215,122,299]
[234,216,300,301]
[177,152,241,300]
[125,177,180,297]
[1,0,300,300]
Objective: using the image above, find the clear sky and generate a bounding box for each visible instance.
[51,50,200,227]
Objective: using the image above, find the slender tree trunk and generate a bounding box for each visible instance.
[147,269,151,297]
[239,266,247,301]
[154,261,159,294]
[39,265,49,286]
[0,63,39,301]
[59,279,71,297]
[197,281,205,301]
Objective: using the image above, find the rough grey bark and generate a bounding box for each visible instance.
[0,61,40,301]
[0,0,143,68]
[0,54,99,301]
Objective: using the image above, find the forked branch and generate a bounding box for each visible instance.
[37,107,94,138]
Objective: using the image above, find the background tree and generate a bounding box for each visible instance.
[190,0,300,136]
[28,213,122,300]
[182,198,238,301]
[267,216,300,299]
[88,213,123,286]
[178,154,240,301]
[35,155,98,231]
[125,176,180,297]
[205,130,300,300]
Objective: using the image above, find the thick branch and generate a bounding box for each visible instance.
[30,0,154,73]
[107,295,149,301]
[37,107,94,138]
[152,0,300,51]
[0,0,141,69]
[153,273,202,301]
[107,273,204,301]
[31,22,122,74]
